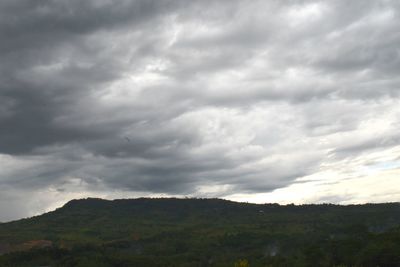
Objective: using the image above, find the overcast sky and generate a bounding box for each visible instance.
[1,0,400,221]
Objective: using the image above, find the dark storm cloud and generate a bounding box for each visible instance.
[0,0,185,153]
[1,0,400,220]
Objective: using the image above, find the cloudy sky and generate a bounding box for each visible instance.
[1,0,400,221]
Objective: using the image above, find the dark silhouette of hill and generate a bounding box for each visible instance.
[0,198,400,266]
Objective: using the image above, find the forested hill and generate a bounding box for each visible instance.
[0,198,400,266]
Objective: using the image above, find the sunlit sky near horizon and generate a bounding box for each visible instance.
[1,0,400,221]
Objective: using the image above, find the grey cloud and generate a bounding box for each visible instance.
[332,132,400,158]
[1,0,400,221]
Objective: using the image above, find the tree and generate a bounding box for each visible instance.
[234,259,250,267]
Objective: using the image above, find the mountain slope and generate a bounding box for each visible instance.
[0,198,400,266]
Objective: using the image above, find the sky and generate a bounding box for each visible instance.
[0,0,400,222]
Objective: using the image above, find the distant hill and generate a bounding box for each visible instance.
[0,198,400,266]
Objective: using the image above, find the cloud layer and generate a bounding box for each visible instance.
[1,0,400,221]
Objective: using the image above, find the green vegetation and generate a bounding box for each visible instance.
[0,198,399,266]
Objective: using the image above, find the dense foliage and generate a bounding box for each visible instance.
[0,198,399,266]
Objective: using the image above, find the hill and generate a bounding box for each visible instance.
[0,198,400,266]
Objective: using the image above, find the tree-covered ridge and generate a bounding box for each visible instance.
[0,198,399,266]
